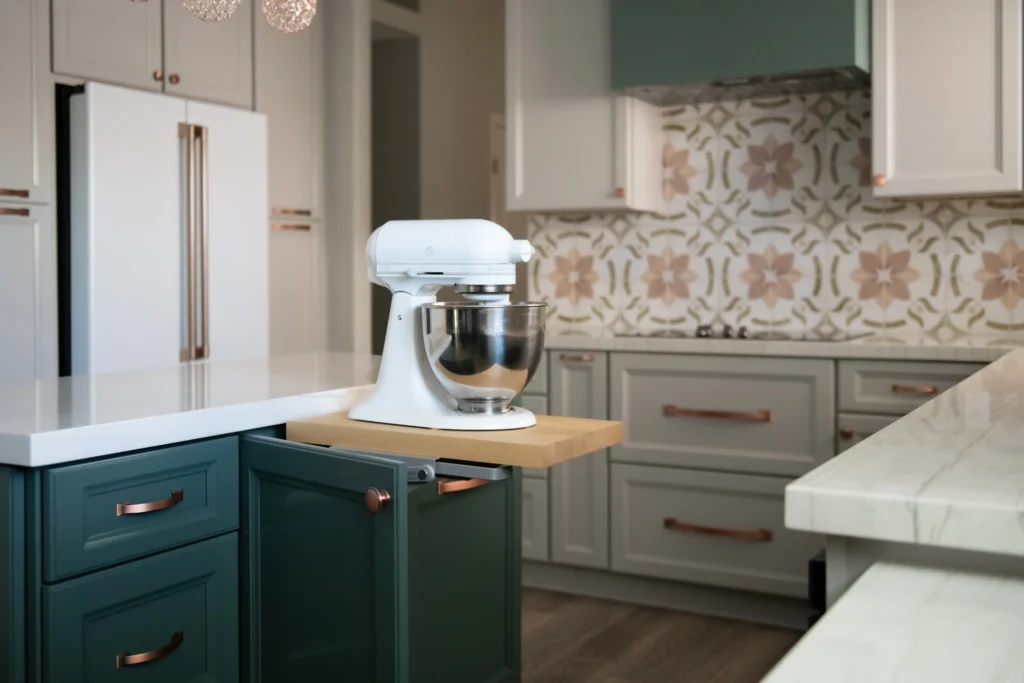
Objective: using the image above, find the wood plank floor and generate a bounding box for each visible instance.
[522,589,801,683]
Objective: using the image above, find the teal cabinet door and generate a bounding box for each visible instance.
[240,435,408,683]
[0,468,25,683]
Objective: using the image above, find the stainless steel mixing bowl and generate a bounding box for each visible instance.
[421,301,546,414]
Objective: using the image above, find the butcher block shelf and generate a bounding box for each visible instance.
[285,411,624,469]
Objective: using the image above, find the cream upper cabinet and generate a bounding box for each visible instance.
[164,0,254,109]
[505,0,661,213]
[873,0,1023,196]
[52,0,163,92]
[0,0,53,204]
[255,15,325,219]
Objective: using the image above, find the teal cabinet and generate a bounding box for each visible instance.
[0,468,25,683]
[43,533,239,683]
[240,435,522,683]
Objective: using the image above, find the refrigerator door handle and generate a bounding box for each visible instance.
[179,123,198,363]
[198,125,210,361]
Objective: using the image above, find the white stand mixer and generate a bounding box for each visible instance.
[348,219,542,431]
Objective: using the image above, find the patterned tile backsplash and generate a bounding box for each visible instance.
[529,89,1024,341]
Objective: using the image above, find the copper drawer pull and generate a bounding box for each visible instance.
[663,517,773,543]
[272,207,312,216]
[271,223,311,232]
[0,188,29,198]
[116,489,183,516]
[663,405,771,423]
[559,353,594,362]
[891,384,939,395]
[0,208,29,217]
[839,428,854,440]
[437,478,489,495]
[115,631,183,668]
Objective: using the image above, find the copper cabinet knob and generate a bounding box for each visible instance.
[153,69,164,81]
[613,187,625,199]
[839,428,854,440]
[168,74,180,85]
[364,487,391,513]
[872,173,887,187]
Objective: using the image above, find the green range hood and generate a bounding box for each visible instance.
[611,0,870,105]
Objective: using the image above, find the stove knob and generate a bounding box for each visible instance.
[696,324,711,338]
[721,324,733,339]
[737,326,749,339]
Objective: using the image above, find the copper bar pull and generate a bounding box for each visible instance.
[559,353,594,362]
[365,487,391,513]
[0,188,29,198]
[271,208,312,216]
[115,631,183,668]
[271,223,311,232]
[663,517,773,543]
[437,478,489,495]
[891,384,939,395]
[198,125,210,361]
[0,208,30,217]
[116,490,183,516]
[179,122,197,363]
[662,405,771,423]
[839,428,854,440]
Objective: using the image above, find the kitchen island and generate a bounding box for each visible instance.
[0,352,593,683]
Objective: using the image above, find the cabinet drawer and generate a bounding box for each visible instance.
[43,533,238,683]
[611,464,819,597]
[44,436,239,581]
[522,478,549,562]
[611,354,834,476]
[837,360,983,416]
[520,395,548,478]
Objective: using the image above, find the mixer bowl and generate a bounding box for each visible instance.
[421,301,546,414]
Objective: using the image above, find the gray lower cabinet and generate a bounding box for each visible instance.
[611,353,835,476]
[836,413,898,454]
[837,360,984,416]
[521,477,549,562]
[611,463,821,598]
[519,394,549,479]
[549,351,609,569]
[43,533,239,683]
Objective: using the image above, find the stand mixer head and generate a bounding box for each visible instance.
[348,219,547,431]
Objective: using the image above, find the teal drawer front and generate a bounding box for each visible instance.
[43,436,239,581]
[44,533,239,683]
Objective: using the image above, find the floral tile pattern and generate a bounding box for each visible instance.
[527,89,1024,340]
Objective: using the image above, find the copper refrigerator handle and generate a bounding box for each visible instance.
[115,631,183,668]
[0,188,29,198]
[178,123,197,363]
[116,489,184,516]
[891,384,939,395]
[662,405,771,423]
[663,517,773,543]
[437,478,490,495]
[198,125,210,361]
[0,207,30,217]
[559,353,594,362]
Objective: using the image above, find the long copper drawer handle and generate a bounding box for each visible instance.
[116,489,183,516]
[891,384,939,395]
[115,631,183,668]
[0,188,29,198]
[663,517,773,543]
[663,405,771,422]
[0,207,30,217]
[271,223,311,232]
[437,478,490,495]
[272,207,312,216]
[559,353,594,362]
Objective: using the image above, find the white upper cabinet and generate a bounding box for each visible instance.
[255,14,325,219]
[505,0,661,213]
[0,0,54,204]
[873,0,1023,196]
[52,0,163,93]
[164,0,254,109]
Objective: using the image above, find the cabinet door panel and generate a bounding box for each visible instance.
[256,14,324,218]
[873,0,1023,195]
[0,206,55,382]
[240,436,406,683]
[269,222,327,355]
[521,477,549,561]
[549,352,609,568]
[0,0,52,204]
[164,0,254,108]
[51,0,163,92]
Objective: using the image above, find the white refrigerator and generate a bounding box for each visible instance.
[70,83,269,374]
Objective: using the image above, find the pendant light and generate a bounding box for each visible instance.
[262,0,317,33]
[182,0,242,22]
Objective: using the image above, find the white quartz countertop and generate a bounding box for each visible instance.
[786,348,1024,557]
[545,328,1021,362]
[763,562,1024,682]
[0,352,379,467]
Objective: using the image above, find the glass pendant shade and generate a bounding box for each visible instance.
[182,0,241,22]
[262,0,317,33]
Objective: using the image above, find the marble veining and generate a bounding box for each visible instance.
[763,562,1024,682]
[0,352,379,467]
[786,348,1024,557]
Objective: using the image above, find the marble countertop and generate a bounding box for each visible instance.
[545,328,1022,362]
[786,347,1024,557]
[0,352,379,467]
[763,562,1024,682]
